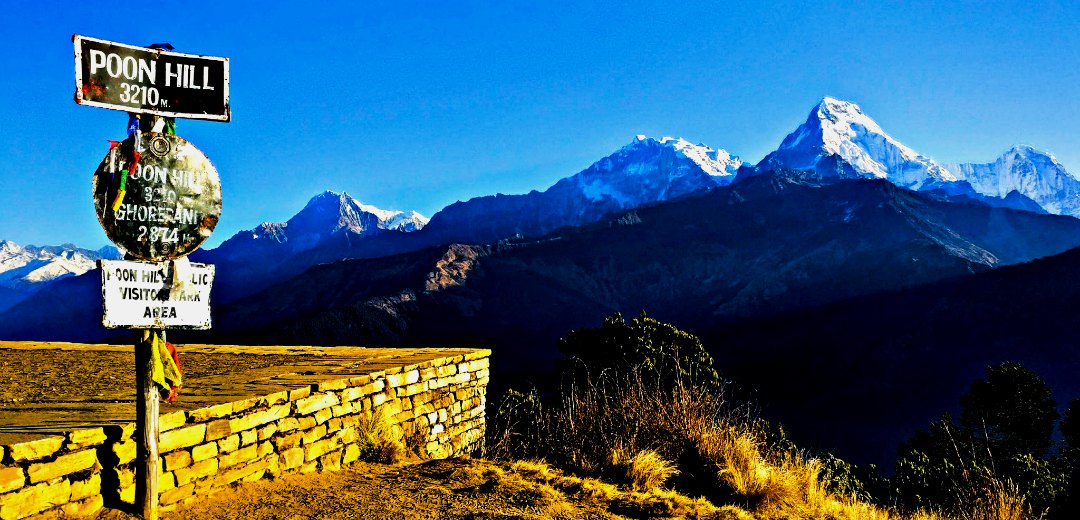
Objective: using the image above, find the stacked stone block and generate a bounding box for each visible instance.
[0,349,489,519]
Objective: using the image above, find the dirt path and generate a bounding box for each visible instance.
[157,458,624,520]
[135,457,736,520]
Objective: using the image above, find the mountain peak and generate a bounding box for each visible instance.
[758,97,956,188]
[817,96,865,116]
[760,100,1080,217]
[813,97,890,139]
[948,145,1080,215]
[0,240,112,290]
[424,134,746,245]
[295,191,428,228]
[621,135,742,178]
[304,190,347,208]
[214,190,429,261]
[1003,144,1058,162]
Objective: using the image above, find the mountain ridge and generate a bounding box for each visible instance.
[197,171,1080,349]
[755,97,1080,217]
[0,240,120,313]
[10,97,1080,267]
[420,135,742,247]
[947,145,1080,216]
[12,98,1080,296]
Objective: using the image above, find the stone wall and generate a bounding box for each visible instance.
[0,348,490,519]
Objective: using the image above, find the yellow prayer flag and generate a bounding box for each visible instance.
[111,190,126,212]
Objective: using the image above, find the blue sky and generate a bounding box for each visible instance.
[3,1,1080,249]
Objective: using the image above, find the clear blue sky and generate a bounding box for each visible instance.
[3,1,1080,249]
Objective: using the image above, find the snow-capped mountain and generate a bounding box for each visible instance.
[758,97,957,189]
[0,240,119,314]
[227,191,429,255]
[756,97,1080,217]
[383,210,428,232]
[574,135,743,203]
[948,145,1080,217]
[286,190,428,241]
[193,190,430,304]
[0,240,118,291]
[199,189,429,298]
[422,135,742,245]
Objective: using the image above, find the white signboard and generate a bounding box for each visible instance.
[100,259,214,329]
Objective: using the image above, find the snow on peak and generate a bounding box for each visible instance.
[559,135,744,207]
[818,96,869,118]
[756,98,1080,216]
[0,240,21,254]
[947,145,1080,216]
[624,135,742,178]
[298,190,428,230]
[0,240,110,290]
[759,97,957,188]
[226,190,429,255]
[1004,144,1062,164]
[384,210,429,232]
[813,97,896,151]
[251,222,287,242]
[356,201,405,222]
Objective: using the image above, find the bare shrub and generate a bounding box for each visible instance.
[355,408,405,463]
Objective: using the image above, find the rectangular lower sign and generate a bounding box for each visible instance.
[100,259,214,329]
[74,35,231,122]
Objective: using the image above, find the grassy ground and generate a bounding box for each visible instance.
[146,456,941,520]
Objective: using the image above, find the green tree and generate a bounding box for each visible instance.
[1062,398,1080,466]
[959,362,1058,461]
[893,363,1065,515]
[893,415,976,511]
[556,311,721,393]
[491,312,725,475]
[1056,398,1080,518]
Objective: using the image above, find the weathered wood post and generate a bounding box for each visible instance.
[135,329,161,520]
[73,35,230,518]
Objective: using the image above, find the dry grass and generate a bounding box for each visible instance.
[156,447,1032,520]
[356,407,406,463]
[663,408,1034,520]
[166,458,620,520]
[509,459,725,519]
[161,377,1039,520]
[488,364,1049,520]
[691,423,916,520]
[623,450,680,492]
[163,453,1041,520]
[955,478,1034,520]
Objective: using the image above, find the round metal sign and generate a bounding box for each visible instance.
[92,133,222,261]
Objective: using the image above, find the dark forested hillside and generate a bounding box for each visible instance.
[704,244,1080,466]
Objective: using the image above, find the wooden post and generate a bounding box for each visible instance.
[135,329,161,520]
